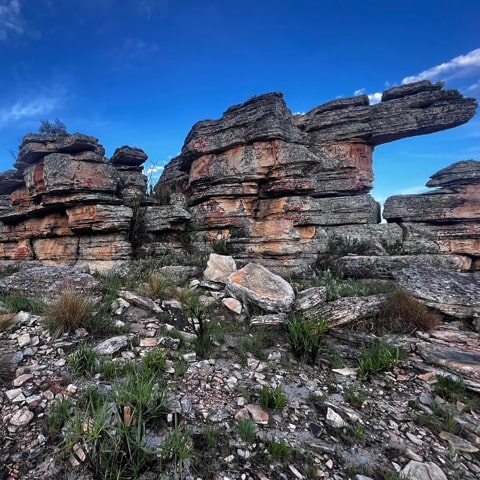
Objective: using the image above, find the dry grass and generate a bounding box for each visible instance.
[44,292,94,338]
[375,290,441,333]
[0,312,16,331]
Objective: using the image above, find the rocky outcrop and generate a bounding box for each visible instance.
[157,81,477,275]
[0,134,148,272]
[393,266,480,319]
[384,160,480,268]
[0,82,477,275]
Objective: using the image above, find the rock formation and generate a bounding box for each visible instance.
[0,134,147,271]
[156,81,477,275]
[384,160,480,269]
[0,80,477,275]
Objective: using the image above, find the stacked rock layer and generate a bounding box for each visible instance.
[156,81,477,274]
[0,135,148,271]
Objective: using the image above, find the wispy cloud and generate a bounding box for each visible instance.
[0,0,24,40]
[402,48,480,84]
[354,48,480,105]
[144,164,164,176]
[353,88,382,105]
[467,79,480,93]
[0,94,63,126]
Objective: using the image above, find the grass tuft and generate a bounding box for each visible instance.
[375,290,441,333]
[237,418,256,442]
[259,385,288,410]
[358,340,404,378]
[45,292,94,337]
[286,314,327,364]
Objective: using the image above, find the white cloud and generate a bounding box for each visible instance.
[397,185,429,195]
[467,79,480,92]
[368,92,382,104]
[0,0,24,40]
[402,48,480,84]
[0,94,62,126]
[353,88,382,104]
[144,165,164,176]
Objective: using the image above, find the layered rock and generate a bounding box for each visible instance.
[384,160,480,268]
[0,134,148,271]
[157,81,477,274]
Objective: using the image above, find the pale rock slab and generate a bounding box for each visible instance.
[226,263,295,313]
[203,253,237,283]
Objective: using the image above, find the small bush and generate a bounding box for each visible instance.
[376,290,440,333]
[328,236,371,257]
[48,398,73,440]
[286,314,328,364]
[39,118,68,136]
[259,385,288,410]
[212,238,229,255]
[142,348,167,375]
[435,375,466,402]
[67,344,98,376]
[237,418,256,442]
[344,385,369,408]
[146,273,174,299]
[358,340,404,378]
[0,293,44,315]
[268,438,291,460]
[45,292,93,337]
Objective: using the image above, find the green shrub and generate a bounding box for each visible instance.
[212,238,229,255]
[142,348,167,375]
[65,369,171,479]
[237,418,256,442]
[358,341,404,378]
[39,118,68,136]
[435,375,466,402]
[67,344,98,376]
[268,438,291,460]
[259,385,288,410]
[344,385,369,408]
[45,292,93,337]
[48,398,73,440]
[0,293,44,315]
[286,314,328,364]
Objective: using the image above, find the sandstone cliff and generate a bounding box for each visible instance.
[156,81,477,274]
[0,80,477,274]
[0,135,148,271]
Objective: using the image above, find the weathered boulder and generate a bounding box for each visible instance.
[111,146,148,167]
[0,133,147,271]
[14,133,105,170]
[226,263,295,312]
[203,254,237,284]
[393,266,480,319]
[303,295,387,328]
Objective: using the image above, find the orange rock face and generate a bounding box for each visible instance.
[0,134,146,270]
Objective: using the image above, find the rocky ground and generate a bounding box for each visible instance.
[0,266,479,480]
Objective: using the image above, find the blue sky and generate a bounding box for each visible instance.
[0,0,479,206]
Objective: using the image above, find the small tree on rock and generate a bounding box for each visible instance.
[39,118,68,136]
